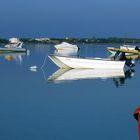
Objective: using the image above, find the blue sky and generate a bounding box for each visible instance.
[0,0,140,38]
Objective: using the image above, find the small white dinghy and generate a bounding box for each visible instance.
[54,42,79,52]
[48,51,126,69]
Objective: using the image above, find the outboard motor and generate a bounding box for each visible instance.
[78,46,80,51]
[113,51,126,61]
[135,46,140,51]
[125,58,135,68]
[113,51,135,68]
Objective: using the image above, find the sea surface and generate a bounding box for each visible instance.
[0,43,140,140]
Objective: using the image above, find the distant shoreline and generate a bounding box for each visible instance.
[1,37,140,44]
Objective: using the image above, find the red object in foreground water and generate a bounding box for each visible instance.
[134,108,140,140]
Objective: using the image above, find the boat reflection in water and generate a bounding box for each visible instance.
[48,68,135,87]
[0,52,27,64]
[134,108,140,140]
[113,69,135,87]
[48,68,125,84]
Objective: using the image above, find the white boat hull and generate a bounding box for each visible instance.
[54,42,79,51]
[55,49,78,56]
[5,41,23,49]
[0,47,27,53]
[55,45,78,51]
[48,55,125,69]
[120,45,136,50]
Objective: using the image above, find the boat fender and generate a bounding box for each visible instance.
[134,108,140,121]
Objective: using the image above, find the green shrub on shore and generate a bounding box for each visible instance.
[0,38,8,43]
[1,37,140,44]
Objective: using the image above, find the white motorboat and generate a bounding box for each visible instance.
[54,42,79,51]
[0,38,27,53]
[120,45,137,50]
[5,38,23,48]
[48,68,125,82]
[107,44,140,55]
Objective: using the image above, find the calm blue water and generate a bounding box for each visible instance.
[0,43,140,140]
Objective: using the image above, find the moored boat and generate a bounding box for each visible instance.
[5,38,23,48]
[107,44,140,55]
[54,42,79,51]
[48,54,126,69]
[0,38,27,53]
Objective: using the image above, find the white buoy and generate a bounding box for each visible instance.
[30,65,38,72]
[30,65,37,69]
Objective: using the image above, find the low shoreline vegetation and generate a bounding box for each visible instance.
[1,37,140,44]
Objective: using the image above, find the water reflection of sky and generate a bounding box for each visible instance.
[0,43,140,139]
